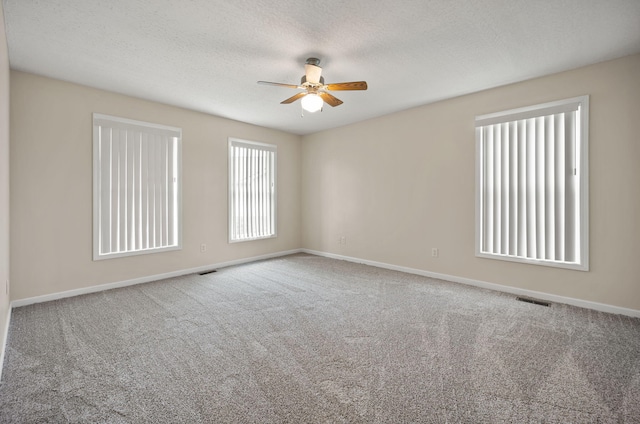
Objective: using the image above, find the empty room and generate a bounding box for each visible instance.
[1,0,639,422]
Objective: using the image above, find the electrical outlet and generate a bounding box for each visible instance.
[340,236,346,245]
[200,243,207,253]
[432,248,439,258]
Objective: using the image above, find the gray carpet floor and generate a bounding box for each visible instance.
[1,253,639,423]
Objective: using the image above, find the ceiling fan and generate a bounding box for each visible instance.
[258,58,368,113]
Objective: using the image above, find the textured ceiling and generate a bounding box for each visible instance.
[3,0,640,135]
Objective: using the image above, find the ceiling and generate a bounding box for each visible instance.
[3,0,640,135]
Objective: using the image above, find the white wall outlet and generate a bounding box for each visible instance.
[200,243,207,253]
[432,248,439,258]
[340,236,346,245]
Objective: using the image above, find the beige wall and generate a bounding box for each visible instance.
[0,2,11,353]
[10,71,302,300]
[302,54,640,311]
[8,54,640,312]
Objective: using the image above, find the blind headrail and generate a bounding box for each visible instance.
[475,97,584,127]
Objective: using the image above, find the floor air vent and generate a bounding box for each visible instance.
[516,297,551,307]
[199,270,217,276]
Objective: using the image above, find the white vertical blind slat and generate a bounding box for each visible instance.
[243,147,250,238]
[167,137,176,246]
[110,129,120,253]
[494,124,500,253]
[251,149,254,237]
[525,118,536,258]
[508,121,518,256]
[485,126,494,253]
[253,149,257,237]
[240,146,246,239]
[271,151,275,234]
[118,129,128,253]
[147,135,156,248]
[126,130,136,251]
[233,145,240,240]
[544,115,556,260]
[158,135,167,247]
[517,120,527,257]
[500,122,509,255]
[555,114,566,262]
[257,150,262,237]
[140,133,149,250]
[132,131,141,251]
[154,135,162,247]
[269,151,274,234]
[231,145,236,240]
[264,151,269,235]
[240,146,244,238]
[153,135,162,247]
[99,127,112,255]
[535,117,545,260]
[261,150,267,236]
[494,124,501,254]
[565,111,577,262]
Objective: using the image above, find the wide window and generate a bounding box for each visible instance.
[93,114,182,260]
[475,96,589,270]
[228,138,276,242]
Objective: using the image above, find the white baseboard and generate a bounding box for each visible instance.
[8,246,640,316]
[11,249,303,308]
[301,249,640,318]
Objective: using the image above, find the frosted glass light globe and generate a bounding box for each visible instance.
[301,94,323,113]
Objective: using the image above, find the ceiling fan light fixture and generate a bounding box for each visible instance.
[258,58,367,111]
[301,93,323,113]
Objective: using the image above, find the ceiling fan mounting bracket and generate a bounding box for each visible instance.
[305,57,321,66]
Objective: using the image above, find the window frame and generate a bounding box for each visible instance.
[474,96,589,271]
[93,113,182,260]
[228,137,277,243]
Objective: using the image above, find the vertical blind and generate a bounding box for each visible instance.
[93,114,181,259]
[228,139,276,242]
[475,98,587,268]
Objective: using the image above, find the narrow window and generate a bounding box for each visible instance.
[475,96,589,270]
[228,138,277,242]
[93,114,182,260]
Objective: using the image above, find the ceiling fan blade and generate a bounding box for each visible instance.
[305,64,323,84]
[319,92,343,107]
[280,92,307,104]
[258,81,301,89]
[326,81,368,91]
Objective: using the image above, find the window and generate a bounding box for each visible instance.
[475,96,589,270]
[228,138,276,242]
[93,114,182,260]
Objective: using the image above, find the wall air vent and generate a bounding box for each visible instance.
[516,296,551,307]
